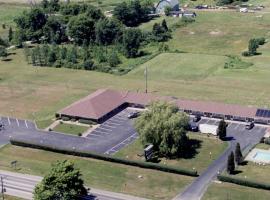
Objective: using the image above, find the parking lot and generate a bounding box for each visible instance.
[86,108,139,155]
[196,117,267,138]
[0,116,36,130]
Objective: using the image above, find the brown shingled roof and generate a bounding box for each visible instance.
[58,89,259,121]
[58,89,125,120]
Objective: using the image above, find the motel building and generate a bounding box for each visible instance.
[57,89,270,125]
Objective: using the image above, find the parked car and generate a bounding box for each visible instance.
[193,115,201,122]
[245,122,254,130]
[127,111,139,119]
[189,121,199,132]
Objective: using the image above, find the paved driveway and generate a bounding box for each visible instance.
[176,117,267,200]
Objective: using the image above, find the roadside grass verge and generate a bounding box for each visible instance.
[0,145,193,200]
[53,123,89,136]
[203,182,270,200]
[115,132,228,173]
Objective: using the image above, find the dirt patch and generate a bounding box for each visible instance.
[209,30,223,36]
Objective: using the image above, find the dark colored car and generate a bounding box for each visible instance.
[195,5,203,9]
[189,121,199,132]
[193,115,201,122]
[127,111,139,119]
[245,122,254,130]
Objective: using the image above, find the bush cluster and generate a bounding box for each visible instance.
[10,138,198,177]
[242,37,266,57]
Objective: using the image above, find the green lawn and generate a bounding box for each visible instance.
[0,145,193,200]
[203,182,270,200]
[3,196,24,200]
[53,123,89,136]
[127,53,227,81]
[115,132,228,173]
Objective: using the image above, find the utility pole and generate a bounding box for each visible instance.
[1,176,4,200]
[144,66,148,93]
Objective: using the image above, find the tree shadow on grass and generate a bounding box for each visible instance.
[182,138,202,159]
[1,58,12,62]
[231,170,242,175]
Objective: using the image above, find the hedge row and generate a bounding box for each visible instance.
[217,175,270,190]
[10,138,198,177]
[78,119,96,125]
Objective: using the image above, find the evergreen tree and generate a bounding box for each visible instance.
[23,45,30,64]
[60,47,67,60]
[235,143,243,165]
[48,47,57,66]
[108,50,120,67]
[31,49,37,66]
[0,46,7,61]
[35,46,43,66]
[83,59,94,70]
[122,28,142,58]
[41,44,50,66]
[161,19,168,32]
[8,27,13,42]
[217,119,227,140]
[227,152,235,174]
[248,38,259,55]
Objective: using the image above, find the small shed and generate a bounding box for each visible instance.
[156,0,180,14]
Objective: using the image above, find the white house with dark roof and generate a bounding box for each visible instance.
[155,0,180,14]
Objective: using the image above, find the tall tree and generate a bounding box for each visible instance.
[14,8,47,41]
[34,160,87,200]
[235,143,243,165]
[217,119,227,140]
[135,101,189,158]
[8,27,13,42]
[68,14,95,45]
[95,18,122,45]
[227,151,235,174]
[121,28,142,58]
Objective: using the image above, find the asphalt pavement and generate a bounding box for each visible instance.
[175,118,267,200]
[0,109,139,154]
[0,170,148,200]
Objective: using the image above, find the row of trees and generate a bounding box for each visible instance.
[227,143,243,174]
[25,44,122,71]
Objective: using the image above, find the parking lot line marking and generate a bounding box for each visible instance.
[97,127,113,132]
[25,120,28,128]
[87,133,104,138]
[16,119,19,127]
[7,117,10,125]
[234,124,240,129]
[92,130,111,135]
[105,121,121,126]
[104,133,138,154]
[101,124,116,129]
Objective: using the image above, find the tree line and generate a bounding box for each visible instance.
[11,0,172,72]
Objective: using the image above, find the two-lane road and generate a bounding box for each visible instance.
[0,170,148,200]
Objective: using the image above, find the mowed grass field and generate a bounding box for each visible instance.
[203,182,270,200]
[0,145,193,200]
[115,133,228,173]
[1,4,270,122]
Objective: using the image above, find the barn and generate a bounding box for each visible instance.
[156,0,180,14]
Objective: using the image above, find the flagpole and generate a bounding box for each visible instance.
[145,66,148,93]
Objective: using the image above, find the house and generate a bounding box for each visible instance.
[155,0,180,14]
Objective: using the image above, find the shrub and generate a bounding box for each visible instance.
[78,119,96,125]
[260,137,265,143]
[242,51,250,57]
[78,133,82,137]
[264,137,270,145]
[10,138,198,177]
[61,116,70,121]
[256,37,266,45]
[218,175,270,191]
